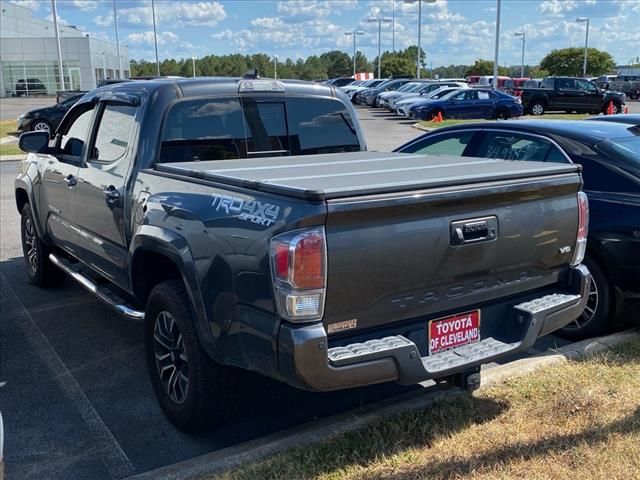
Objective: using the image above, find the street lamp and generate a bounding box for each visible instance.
[273,55,278,79]
[492,0,502,90]
[192,56,196,77]
[368,16,392,78]
[576,17,590,76]
[151,0,160,76]
[514,31,525,78]
[344,30,365,78]
[404,0,436,79]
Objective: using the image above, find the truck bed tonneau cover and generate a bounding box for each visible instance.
[154,151,580,201]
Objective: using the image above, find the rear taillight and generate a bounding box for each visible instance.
[271,227,326,321]
[571,191,589,266]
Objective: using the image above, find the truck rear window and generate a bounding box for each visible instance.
[158,96,360,164]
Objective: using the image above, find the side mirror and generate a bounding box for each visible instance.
[19,131,50,153]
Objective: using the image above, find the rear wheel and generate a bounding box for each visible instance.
[20,204,66,287]
[494,107,510,120]
[559,256,613,340]
[145,279,239,432]
[529,102,545,116]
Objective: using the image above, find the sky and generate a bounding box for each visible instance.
[9,0,640,66]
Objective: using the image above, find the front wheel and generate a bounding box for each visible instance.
[494,108,510,120]
[145,279,239,432]
[559,256,614,340]
[31,119,52,135]
[529,102,545,116]
[20,204,66,287]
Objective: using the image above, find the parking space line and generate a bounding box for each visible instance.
[28,296,101,315]
[1,274,137,479]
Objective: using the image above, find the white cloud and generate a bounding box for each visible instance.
[277,0,357,20]
[71,0,98,10]
[250,17,286,29]
[45,13,69,26]
[120,1,226,27]
[538,0,578,15]
[127,31,179,46]
[94,14,113,27]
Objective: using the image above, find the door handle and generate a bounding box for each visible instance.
[64,174,77,188]
[104,185,120,202]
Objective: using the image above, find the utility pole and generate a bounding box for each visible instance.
[514,30,525,78]
[404,0,436,79]
[113,0,121,78]
[192,57,196,77]
[344,31,364,77]
[273,56,278,79]
[492,0,501,89]
[392,0,395,53]
[51,0,65,90]
[151,0,160,76]
[368,16,392,78]
[576,17,590,76]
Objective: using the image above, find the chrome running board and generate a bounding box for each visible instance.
[49,253,145,320]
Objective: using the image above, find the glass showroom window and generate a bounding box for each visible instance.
[1,60,79,97]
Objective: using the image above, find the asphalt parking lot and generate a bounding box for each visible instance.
[0,98,622,480]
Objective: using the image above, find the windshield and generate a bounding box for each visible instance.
[598,136,640,170]
[398,82,420,92]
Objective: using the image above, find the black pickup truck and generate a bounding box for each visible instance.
[521,77,626,115]
[15,76,590,432]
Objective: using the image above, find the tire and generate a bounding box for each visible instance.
[30,119,52,135]
[145,279,239,432]
[494,108,510,120]
[529,101,545,116]
[630,91,639,101]
[559,256,614,340]
[20,204,66,287]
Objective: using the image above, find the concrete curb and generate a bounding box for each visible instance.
[126,328,639,480]
[412,123,433,132]
[0,155,24,162]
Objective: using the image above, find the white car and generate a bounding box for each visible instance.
[378,82,426,108]
[395,87,466,117]
[341,79,385,96]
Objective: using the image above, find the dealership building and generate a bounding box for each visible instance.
[0,0,130,97]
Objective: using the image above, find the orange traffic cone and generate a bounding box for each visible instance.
[431,112,440,123]
[437,111,444,122]
[624,104,629,114]
[607,100,614,115]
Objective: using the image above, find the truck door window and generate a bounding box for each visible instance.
[57,105,95,160]
[286,98,360,155]
[476,132,568,163]
[89,104,137,163]
[576,80,597,93]
[402,131,475,156]
[159,98,246,163]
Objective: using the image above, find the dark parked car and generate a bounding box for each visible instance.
[355,78,413,106]
[15,78,47,96]
[520,77,627,115]
[16,94,84,136]
[396,120,640,339]
[326,77,355,87]
[408,88,523,120]
[588,114,640,125]
[15,76,589,431]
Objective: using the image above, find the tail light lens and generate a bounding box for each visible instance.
[571,191,589,266]
[271,227,326,322]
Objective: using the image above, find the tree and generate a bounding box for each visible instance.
[320,50,352,78]
[380,57,415,77]
[540,47,615,76]
[464,59,508,77]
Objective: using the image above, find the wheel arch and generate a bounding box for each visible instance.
[15,179,47,241]
[129,225,221,359]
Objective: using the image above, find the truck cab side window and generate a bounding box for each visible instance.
[57,105,95,160]
[89,104,137,163]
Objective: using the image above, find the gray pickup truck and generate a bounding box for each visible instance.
[15,76,590,432]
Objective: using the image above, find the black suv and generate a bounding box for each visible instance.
[15,78,47,96]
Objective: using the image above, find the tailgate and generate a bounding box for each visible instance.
[322,170,582,334]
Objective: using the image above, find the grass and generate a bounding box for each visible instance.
[215,337,640,480]
[0,120,22,156]
[419,113,591,129]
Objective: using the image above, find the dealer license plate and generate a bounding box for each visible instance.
[428,310,480,355]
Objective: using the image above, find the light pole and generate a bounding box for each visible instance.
[344,31,365,78]
[192,57,196,77]
[368,16,392,78]
[113,0,121,78]
[576,17,590,76]
[51,0,65,91]
[151,0,160,76]
[492,0,502,89]
[514,31,525,78]
[273,55,278,79]
[404,0,436,79]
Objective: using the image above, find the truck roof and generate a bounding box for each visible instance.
[100,76,337,98]
[155,151,579,201]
